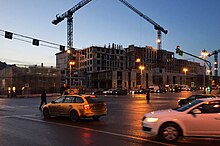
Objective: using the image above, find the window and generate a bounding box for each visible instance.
[75,97,84,103]
[97,53,100,58]
[197,101,220,113]
[55,97,65,103]
[85,97,100,103]
[63,97,73,103]
[188,96,196,100]
[116,50,119,54]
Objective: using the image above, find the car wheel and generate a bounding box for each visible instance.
[159,123,181,143]
[70,110,79,122]
[93,116,100,121]
[43,108,50,118]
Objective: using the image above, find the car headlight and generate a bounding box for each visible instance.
[143,117,159,123]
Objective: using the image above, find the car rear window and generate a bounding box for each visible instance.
[176,100,203,112]
[85,97,102,103]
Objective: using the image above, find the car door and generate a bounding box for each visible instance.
[49,96,65,116]
[61,96,75,116]
[74,97,85,115]
[184,100,220,136]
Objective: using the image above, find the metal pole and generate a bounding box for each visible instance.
[141,69,143,88]
[70,65,72,89]
[203,61,206,94]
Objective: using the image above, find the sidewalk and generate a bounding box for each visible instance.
[0,93,61,98]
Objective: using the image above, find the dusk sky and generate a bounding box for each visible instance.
[1,0,220,66]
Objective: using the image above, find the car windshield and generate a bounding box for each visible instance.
[85,97,102,103]
[176,99,203,112]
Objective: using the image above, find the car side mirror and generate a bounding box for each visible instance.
[191,109,201,114]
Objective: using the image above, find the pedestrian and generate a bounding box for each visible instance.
[39,90,47,110]
[146,88,150,103]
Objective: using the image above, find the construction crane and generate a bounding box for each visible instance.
[208,49,220,85]
[118,0,168,50]
[52,0,92,49]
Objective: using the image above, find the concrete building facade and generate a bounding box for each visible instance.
[56,44,207,90]
[0,64,61,95]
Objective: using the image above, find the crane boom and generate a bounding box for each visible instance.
[52,0,92,25]
[119,0,168,50]
[52,0,92,48]
[119,0,168,34]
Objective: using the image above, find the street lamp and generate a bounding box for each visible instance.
[201,49,208,93]
[67,49,71,54]
[69,61,75,89]
[207,69,211,74]
[139,65,145,75]
[183,68,188,85]
[156,38,161,43]
[136,58,141,63]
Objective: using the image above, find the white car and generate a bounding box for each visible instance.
[142,98,220,143]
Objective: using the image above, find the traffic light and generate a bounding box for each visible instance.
[60,45,65,52]
[176,45,183,56]
[176,46,180,54]
[207,86,211,92]
[32,39,39,46]
[5,31,13,39]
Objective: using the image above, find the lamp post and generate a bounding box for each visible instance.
[201,49,208,93]
[207,69,212,93]
[69,61,75,89]
[139,65,145,88]
[65,49,72,86]
[183,68,188,85]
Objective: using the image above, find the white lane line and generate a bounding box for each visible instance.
[14,115,176,146]
[0,115,17,118]
[0,114,39,119]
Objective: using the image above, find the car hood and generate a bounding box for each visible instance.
[144,109,180,118]
[179,98,187,101]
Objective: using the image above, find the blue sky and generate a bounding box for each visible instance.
[0,0,220,66]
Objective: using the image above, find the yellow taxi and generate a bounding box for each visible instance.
[42,95,107,122]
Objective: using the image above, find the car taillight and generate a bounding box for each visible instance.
[83,104,90,110]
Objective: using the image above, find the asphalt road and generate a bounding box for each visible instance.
[0,91,220,146]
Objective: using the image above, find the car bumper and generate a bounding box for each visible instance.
[82,110,107,118]
[142,121,158,135]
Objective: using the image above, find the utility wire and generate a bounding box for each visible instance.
[0,29,67,50]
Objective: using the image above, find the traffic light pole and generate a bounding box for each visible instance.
[176,47,212,93]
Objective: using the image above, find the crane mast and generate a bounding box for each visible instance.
[52,0,92,49]
[52,0,168,50]
[118,0,168,50]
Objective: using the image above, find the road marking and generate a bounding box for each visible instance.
[14,115,175,146]
[0,115,17,118]
[0,114,39,119]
